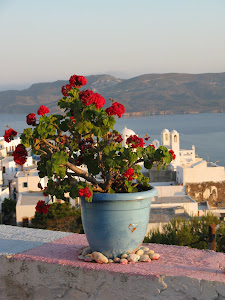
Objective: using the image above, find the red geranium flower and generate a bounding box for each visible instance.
[69,75,87,87]
[3,128,17,143]
[149,144,155,149]
[93,93,105,109]
[169,150,176,160]
[79,90,95,106]
[124,168,134,181]
[12,144,28,165]
[115,134,123,143]
[78,187,92,198]
[35,200,50,214]
[105,102,125,118]
[37,105,49,116]
[26,113,36,126]
[126,135,145,148]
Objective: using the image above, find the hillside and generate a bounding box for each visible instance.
[0,73,225,115]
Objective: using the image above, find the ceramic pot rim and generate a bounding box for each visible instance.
[91,186,158,202]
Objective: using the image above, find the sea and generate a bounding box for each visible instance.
[0,113,225,167]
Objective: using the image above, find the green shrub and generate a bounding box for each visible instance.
[31,202,83,233]
[2,198,16,216]
[144,213,225,252]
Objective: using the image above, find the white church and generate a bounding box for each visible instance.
[153,128,197,170]
[121,127,225,185]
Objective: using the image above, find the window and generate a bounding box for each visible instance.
[22,218,29,227]
[165,134,168,141]
[2,167,5,173]
[174,135,177,142]
[23,182,28,188]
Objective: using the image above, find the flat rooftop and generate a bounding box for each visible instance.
[149,207,189,223]
[19,192,46,206]
[152,195,195,205]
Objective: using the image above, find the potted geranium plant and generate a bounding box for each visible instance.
[4,74,175,258]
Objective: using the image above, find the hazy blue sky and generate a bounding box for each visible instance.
[0,0,225,89]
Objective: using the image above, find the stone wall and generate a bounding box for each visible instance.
[0,226,224,300]
[186,181,225,207]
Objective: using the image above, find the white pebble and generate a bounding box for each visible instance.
[121,253,128,259]
[108,259,114,263]
[127,254,140,262]
[82,247,92,256]
[144,250,154,255]
[150,253,160,260]
[113,257,120,263]
[136,249,144,256]
[89,252,108,264]
[139,255,151,262]
[120,258,128,264]
[139,246,150,252]
[78,255,85,260]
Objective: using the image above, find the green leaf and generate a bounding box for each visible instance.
[21,128,33,148]
[77,121,93,134]
[46,151,68,178]
[108,187,115,193]
[144,160,153,169]
[37,120,56,139]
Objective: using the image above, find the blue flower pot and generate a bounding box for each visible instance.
[81,187,157,258]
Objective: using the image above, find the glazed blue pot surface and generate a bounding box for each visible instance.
[81,187,157,258]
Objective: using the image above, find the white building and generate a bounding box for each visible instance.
[0,137,21,158]
[14,168,47,196]
[160,129,199,169]
[16,192,49,225]
[1,156,34,186]
[177,160,225,185]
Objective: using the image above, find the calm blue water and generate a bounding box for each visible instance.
[0,113,225,166]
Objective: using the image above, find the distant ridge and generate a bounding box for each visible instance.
[0,73,225,115]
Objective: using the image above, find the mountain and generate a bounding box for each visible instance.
[0,73,225,115]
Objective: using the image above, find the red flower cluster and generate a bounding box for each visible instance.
[61,75,87,97]
[169,150,176,160]
[37,105,49,116]
[3,128,17,143]
[79,138,94,153]
[126,135,145,148]
[115,134,123,143]
[35,200,50,214]
[69,75,87,87]
[78,187,92,198]
[61,84,74,97]
[12,144,28,165]
[105,102,125,118]
[124,168,134,181]
[26,113,36,126]
[149,144,155,149]
[144,136,150,141]
[79,90,105,108]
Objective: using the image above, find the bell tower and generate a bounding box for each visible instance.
[161,129,170,147]
[170,129,180,166]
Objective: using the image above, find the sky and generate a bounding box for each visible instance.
[0,0,225,90]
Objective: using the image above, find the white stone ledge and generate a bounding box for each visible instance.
[0,226,224,300]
